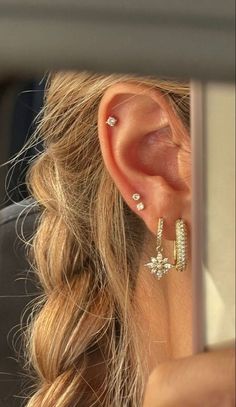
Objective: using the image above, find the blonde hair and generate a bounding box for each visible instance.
[24,71,190,406]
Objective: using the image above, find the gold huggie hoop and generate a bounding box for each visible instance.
[174,219,188,272]
[145,218,188,279]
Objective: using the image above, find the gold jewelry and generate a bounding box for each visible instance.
[106,116,117,126]
[132,193,145,211]
[145,218,188,279]
[132,193,141,201]
[174,219,188,272]
[137,202,145,211]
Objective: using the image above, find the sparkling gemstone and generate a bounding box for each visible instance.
[106,116,117,126]
[132,193,140,201]
[145,250,174,279]
[137,202,144,211]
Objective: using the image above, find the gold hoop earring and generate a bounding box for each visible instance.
[145,218,188,279]
[174,219,188,272]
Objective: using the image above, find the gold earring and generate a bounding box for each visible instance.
[106,116,117,126]
[132,193,145,211]
[174,219,188,272]
[145,218,188,279]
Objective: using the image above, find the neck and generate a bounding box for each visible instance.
[133,239,193,377]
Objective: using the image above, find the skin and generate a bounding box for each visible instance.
[142,348,235,407]
[135,253,235,406]
[97,82,235,406]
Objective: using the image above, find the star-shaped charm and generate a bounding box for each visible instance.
[145,251,174,280]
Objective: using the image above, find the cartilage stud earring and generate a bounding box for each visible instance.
[106,116,117,127]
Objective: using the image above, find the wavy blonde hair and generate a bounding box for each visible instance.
[24,71,190,407]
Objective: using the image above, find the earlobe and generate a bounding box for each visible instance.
[97,82,191,239]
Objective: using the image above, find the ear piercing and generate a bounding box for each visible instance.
[132,192,145,211]
[145,218,188,279]
[136,202,145,211]
[106,116,117,127]
[132,193,140,201]
[174,219,188,272]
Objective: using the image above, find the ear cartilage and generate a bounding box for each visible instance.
[132,193,141,201]
[137,202,145,211]
[106,116,117,127]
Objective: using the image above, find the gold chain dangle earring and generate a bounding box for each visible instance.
[145,218,174,280]
[145,218,188,279]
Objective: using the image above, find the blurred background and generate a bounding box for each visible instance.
[0,77,45,209]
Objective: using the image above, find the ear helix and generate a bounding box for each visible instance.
[105,114,144,211]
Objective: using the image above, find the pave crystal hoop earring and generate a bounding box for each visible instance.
[145,218,188,279]
[174,219,188,272]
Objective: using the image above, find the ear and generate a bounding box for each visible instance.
[97,82,191,240]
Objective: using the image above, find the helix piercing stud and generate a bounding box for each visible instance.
[106,116,117,127]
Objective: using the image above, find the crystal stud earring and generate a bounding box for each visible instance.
[132,193,141,201]
[132,193,144,211]
[137,202,145,211]
[106,116,117,127]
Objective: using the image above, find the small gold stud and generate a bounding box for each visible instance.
[137,202,144,211]
[106,116,117,127]
[132,193,141,201]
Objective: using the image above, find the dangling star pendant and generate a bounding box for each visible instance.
[145,249,174,280]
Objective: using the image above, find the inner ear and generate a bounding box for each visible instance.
[111,92,169,130]
[124,124,187,191]
[109,92,189,192]
[101,87,189,186]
